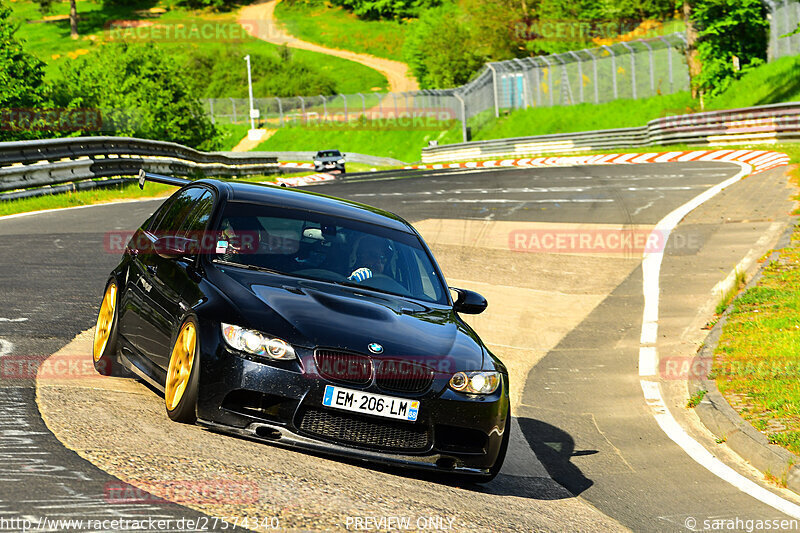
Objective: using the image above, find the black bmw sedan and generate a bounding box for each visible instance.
[92,172,510,482]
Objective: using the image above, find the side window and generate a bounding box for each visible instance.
[177,191,214,238]
[150,188,206,234]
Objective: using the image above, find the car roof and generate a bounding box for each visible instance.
[197,179,414,233]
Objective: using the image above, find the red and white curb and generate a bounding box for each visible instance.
[276,173,336,187]
[408,149,791,176]
[276,163,337,187]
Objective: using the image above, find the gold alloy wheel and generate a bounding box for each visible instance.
[165,322,197,411]
[93,283,117,362]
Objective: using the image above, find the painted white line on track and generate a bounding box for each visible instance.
[0,197,163,223]
[0,318,27,323]
[0,339,13,358]
[638,162,800,518]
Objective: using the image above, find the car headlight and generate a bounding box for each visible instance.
[449,371,500,394]
[336,158,345,164]
[221,323,296,360]
[314,160,322,165]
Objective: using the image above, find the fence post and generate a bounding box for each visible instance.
[357,92,366,116]
[660,37,674,93]
[276,97,283,126]
[590,50,599,103]
[642,40,655,95]
[534,60,542,106]
[621,42,636,99]
[342,94,348,121]
[320,95,327,120]
[208,99,215,124]
[230,98,237,124]
[603,46,618,100]
[568,51,584,103]
[454,93,468,143]
[298,96,305,124]
[539,56,554,106]
[487,64,500,117]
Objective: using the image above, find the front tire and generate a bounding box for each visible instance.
[165,318,199,423]
[93,279,121,376]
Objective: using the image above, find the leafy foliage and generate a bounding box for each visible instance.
[403,3,486,89]
[0,0,51,141]
[54,42,220,150]
[691,0,768,99]
[322,0,441,20]
[179,44,338,98]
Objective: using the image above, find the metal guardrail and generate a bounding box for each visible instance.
[421,102,800,163]
[0,136,281,195]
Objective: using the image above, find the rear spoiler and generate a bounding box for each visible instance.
[138,169,192,189]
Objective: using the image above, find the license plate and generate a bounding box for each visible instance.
[322,385,419,422]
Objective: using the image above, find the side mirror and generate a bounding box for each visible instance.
[450,287,487,315]
[153,236,197,259]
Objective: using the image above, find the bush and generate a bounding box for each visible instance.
[692,0,768,100]
[322,0,441,20]
[0,0,51,141]
[404,4,485,89]
[180,44,338,98]
[54,42,220,150]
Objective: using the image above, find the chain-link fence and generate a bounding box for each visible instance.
[205,33,690,142]
[767,0,800,61]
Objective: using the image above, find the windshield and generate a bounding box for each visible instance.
[213,202,448,304]
[317,151,341,158]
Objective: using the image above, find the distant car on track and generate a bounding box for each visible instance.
[313,149,346,173]
[92,170,510,482]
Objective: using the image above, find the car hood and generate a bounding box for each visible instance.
[213,267,485,370]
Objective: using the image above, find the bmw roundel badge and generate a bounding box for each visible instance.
[368,343,383,354]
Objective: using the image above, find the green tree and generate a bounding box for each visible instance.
[33,0,78,38]
[54,42,220,150]
[0,0,51,141]
[691,0,768,101]
[404,3,485,89]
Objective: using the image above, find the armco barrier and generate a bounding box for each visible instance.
[0,136,282,195]
[421,101,800,163]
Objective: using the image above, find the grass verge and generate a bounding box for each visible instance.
[253,119,462,162]
[274,0,406,62]
[10,0,388,93]
[710,152,800,456]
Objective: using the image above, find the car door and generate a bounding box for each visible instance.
[120,187,210,370]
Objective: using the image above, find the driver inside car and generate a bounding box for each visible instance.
[348,235,393,282]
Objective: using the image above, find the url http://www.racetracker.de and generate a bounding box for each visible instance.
[1,515,281,531]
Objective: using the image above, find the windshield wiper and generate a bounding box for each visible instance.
[212,259,284,275]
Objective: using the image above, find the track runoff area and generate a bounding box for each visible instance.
[0,149,797,531]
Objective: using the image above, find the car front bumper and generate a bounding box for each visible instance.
[196,326,509,475]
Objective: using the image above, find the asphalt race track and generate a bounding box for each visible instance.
[1,161,799,532]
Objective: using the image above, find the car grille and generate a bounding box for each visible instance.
[315,350,372,385]
[375,359,435,393]
[298,408,430,451]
